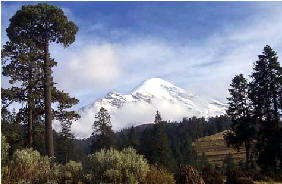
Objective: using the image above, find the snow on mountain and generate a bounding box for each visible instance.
[69,78,227,139]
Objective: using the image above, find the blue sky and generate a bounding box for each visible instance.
[2,1,282,109]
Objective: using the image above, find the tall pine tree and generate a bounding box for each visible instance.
[6,3,78,157]
[150,111,176,172]
[2,41,80,153]
[54,88,80,162]
[225,74,255,166]
[2,41,44,148]
[127,126,139,150]
[91,107,116,152]
[249,45,282,170]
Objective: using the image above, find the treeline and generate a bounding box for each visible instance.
[116,114,231,171]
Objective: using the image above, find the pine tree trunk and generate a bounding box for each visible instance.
[44,40,54,157]
[27,63,33,148]
[27,99,33,147]
[245,140,250,168]
[279,134,282,171]
[272,91,279,128]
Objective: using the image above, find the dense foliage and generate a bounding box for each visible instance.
[142,165,176,184]
[4,2,79,157]
[91,107,116,152]
[87,148,149,184]
[225,45,282,176]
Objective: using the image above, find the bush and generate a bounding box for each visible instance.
[64,160,83,183]
[48,163,65,184]
[1,135,10,164]
[13,148,50,178]
[1,135,11,184]
[1,147,85,184]
[200,165,223,184]
[87,147,149,184]
[141,165,175,184]
[179,165,205,184]
[2,148,52,184]
[226,168,254,184]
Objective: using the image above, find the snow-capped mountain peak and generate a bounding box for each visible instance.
[132,77,190,100]
[69,77,227,139]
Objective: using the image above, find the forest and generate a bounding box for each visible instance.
[1,3,282,184]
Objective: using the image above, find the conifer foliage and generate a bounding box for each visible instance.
[149,111,176,171]
[225,74,255,165]
[127,126,140,150]
[4,3,79,157]
[91,107,116,152]
[5,3,78,157]
[225,45,282,172]
[249,45,282,170]
[2,41,44,148]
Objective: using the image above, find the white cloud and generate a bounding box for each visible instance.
[67,98,190,139]
[54,44,121,93]
[111,99,188,129]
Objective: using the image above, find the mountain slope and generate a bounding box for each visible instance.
[193,131,245,166]
[70,78,227,138]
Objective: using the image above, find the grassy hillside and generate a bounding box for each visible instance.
[193,131,245,166]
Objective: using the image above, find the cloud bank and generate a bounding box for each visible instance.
[55,44,121,91]
[66,98,193,139]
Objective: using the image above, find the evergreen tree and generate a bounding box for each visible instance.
[249,45,281,123]
[151,111,176,171]
[177,131,197,167]
[127,126,139,150]
[225,74,255,166]
[2,41,44,147]
[2,40,80,154]
[54,88,80,163]
[154,110,162,124]
[1,107,25,155]
[91,107,116,152]
[6,3,78,157]
[249,45,282,170]
[140,126,154,161]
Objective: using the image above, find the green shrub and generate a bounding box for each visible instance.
[48,163,65,184]
[12,148,50,179]
[2,148,51,184]
[200,165,223,184]
[87,147,149,184]
[1,147,86,184]
[64,160,83,183]
[1,135,11,184]
[178,165,205,184]
[1,135,10,164]
[226,168,254,184]
[141,165,175,184]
